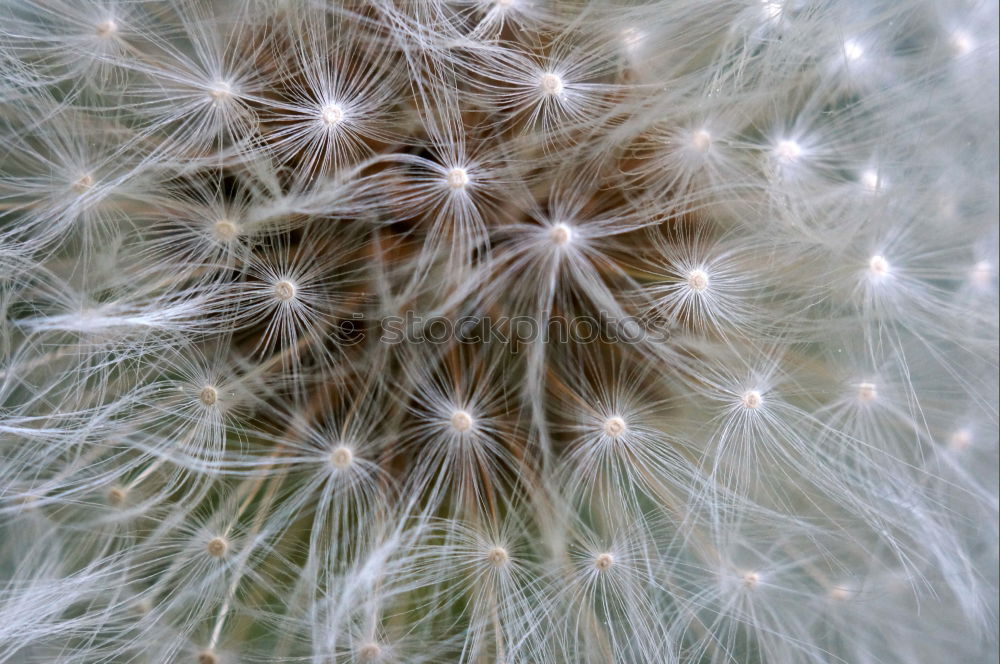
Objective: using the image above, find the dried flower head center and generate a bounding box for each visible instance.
[446,167,469,190]
[687,269,710,292]
[603,416,627,438]
[450,409,473,432]
[273,280,297,302]
[868,254,890,278]
[539,72,564,96]
[199,385,219,406]
[330,446,353,469]
[857,382,877,402]
[691,129,712,153]
[550,222,573,246]
[206,536,228,557]
[487,546,510,567]
[213,218,238,241]
[594,552,614,571]
[320,103,344,126]
[741,390,763,409]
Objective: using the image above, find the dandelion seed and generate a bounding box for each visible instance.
[319,103,344,127]
[742,571,761,589]
[206,536,228,558]
[970,260,992,289]
[860,169,881,193]
[843,40,864,62]
[827,583,856,601]
[950,30,974,57]
[446,167,469,190]
[603,416,627,438]
[868,255,890,278]
[95,19,117,38]
[594,552,614,571]
[450,409,474,433]
[213,218,239,242]
[487,546,510,568]
[691,129,712,154]
[330,445,354,470]
[948,428,972,453]
[199,385,219,407]
[272,279,297,302]
[539,72,564,96]
[857,382,878,402]
[106,487,127,506]
[357,643,382,662]
[741,390,763,410]
[774,140,802,163]
[687,268,710,292]
[549,222,573,246]
[72,173,94,193]
[208,81,232,103]
[197,651,219,664]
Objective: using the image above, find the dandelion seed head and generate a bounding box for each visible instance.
[868,254,890,278]
[358,643,382,662]
[199,385,219,407]
[329,445,354,470]
[687,268,710,292]
[273,279,297,302]
[213,219,239,241]
[549,222,573,246]
[774,139,802,163]
[827,583,856,601]
[95,19,117,38]
[319,103,344,127]
[446,167,469,190]
[487,546,510,568]
[742,571,761,589]
[843,40,864,62]
[197,652,219,664]
[539,72,564,96]
[206,536,228,558]
[970,260,992,289]
[208,80,233,103]
[106,487,127,506]
[861,169,881,192]
[857,382,878,402]
[72,173,94,193]
[450,409,474,433]
[741,390,763,410]
[603,415,627,438]
[948,428,972,453]
[691,129,712,154]
[950,30,974,57]
[594,552,614,571]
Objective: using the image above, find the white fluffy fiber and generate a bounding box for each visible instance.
[0,1,997,663]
